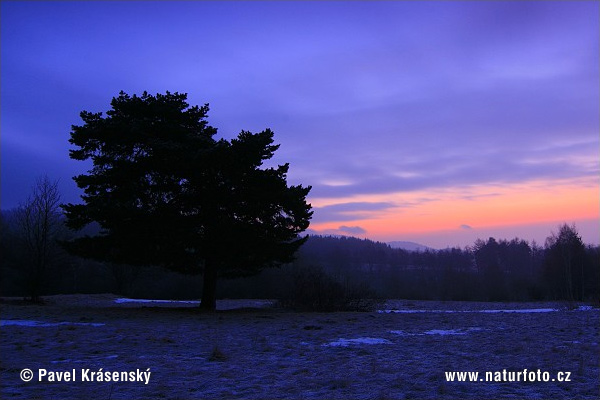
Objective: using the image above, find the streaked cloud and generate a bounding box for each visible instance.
[311,202,397,223]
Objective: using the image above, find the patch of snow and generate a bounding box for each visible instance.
[479,308,557,313]
[379,308,561,314]
[576,305,594,311]
[0,320,104,327]
[114,298,275,309]
[324,337,392,347]
[424,329,467,335]
[390,330,414,336]
[391,327,483,336]
[379,309,449,314]
[114,298,200,304]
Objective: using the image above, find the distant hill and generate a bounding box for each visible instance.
[305,233,433,252]
[387,241,432,252]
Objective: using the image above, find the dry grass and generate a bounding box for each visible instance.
[208,344,228,362]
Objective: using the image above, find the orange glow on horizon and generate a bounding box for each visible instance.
[309,178,599,241]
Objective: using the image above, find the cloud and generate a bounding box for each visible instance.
[1,0,597,218]
[311,201,397,223]
[460,224,473,230]
[461,193,502,201]
[305,139,599,200]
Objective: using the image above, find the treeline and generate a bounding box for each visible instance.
[1,206,598,303]
[0,208,203,299]
[290,231,599,302]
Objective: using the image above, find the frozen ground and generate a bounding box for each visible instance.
[0,294,598,399]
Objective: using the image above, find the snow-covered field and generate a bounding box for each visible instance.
[1,294,598,399]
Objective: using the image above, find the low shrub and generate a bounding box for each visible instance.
[278,264,383,312]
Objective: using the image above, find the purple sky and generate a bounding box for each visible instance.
[1,1,598,248]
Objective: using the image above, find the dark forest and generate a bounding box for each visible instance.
[1,208,597,306]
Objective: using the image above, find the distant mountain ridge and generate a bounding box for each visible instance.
[305,232,433,252]
[387,241,432,252]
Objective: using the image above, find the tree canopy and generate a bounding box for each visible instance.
[544,223,588,302]
[62,91,312,310]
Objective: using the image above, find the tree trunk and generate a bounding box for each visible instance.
[200,257,218,312]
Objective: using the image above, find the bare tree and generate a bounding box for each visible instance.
[17,176,62,302]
